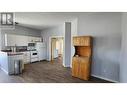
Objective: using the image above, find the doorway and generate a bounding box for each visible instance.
[51,37,64,64]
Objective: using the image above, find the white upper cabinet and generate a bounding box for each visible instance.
[28,36,42,43]
[5,34,28,46]
[28,36,33,42]
[5,34,16,46]
[5,34,42,46]
[34,37,42,42]
[16,35,28,46]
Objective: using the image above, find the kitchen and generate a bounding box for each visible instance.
[0,28,47,75]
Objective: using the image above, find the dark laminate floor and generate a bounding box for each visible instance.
[0,59,112,83]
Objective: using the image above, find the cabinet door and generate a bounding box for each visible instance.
[16,35,28,46]
[26,52,30,63]
[72,57,79,77]
[22,52,30,64]
[73,37,80,46]
[73,36,91,46]
[28,36,35,42]
[80,36,91,46]
[28,36,32,42]
[5,34,17,46]
[34,37,41,42]
[5,34,28,46]
[78,57,90,80]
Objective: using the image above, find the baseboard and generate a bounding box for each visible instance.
[46,59,50,61]
[91,74,119,83]
[0,67,8,74]
[63,64,70,67]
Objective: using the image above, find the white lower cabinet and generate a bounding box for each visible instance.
[21,51,30,64]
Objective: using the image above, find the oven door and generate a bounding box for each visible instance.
[31,51,38,57]
[33,52,37,55]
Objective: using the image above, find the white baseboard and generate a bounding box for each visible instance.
[0,67,8,74]
[63,64,70,67]
[91,74,119,83]
[46,59,50,61]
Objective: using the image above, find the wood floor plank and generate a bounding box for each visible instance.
[0,60,112,83]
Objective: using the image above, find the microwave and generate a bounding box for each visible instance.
[28,43,35,46]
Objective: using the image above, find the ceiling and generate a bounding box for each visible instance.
[15,12,78,30]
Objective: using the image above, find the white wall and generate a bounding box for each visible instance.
[120,13,127,83]
[41,13,122,82]
[71,18,78,36]
[63,22,72,67]
[1,25,41,49]
[0,29,1,50]
[77,13,122,82]
[41,25,64,61]
[41,18,78,61]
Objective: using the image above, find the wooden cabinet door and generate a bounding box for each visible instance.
[80,36,91,46]
[73,37,80,46]
[78,57,90,80]
[73,36,91,46]
[73,37,76,45]
[72,57,79,77]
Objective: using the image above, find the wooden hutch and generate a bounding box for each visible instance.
[72,36,92,80]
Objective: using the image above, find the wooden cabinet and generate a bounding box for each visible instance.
[78,57,90,80]
[72,57,90,80]
[72,36,92,80]
[73,37,80,46]
[72,57,79,77]
[73,36,91,46]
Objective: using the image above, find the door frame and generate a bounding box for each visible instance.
[49,36,64,64]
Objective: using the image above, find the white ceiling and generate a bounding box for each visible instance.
[15,12,78,30]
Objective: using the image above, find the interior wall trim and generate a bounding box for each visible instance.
[91,74,119,83]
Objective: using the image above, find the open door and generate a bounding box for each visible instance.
[51,37,64,64]
[51,38,56,63]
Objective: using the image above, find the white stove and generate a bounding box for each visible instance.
[30,50,39,63]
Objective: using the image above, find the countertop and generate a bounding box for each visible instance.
[1,49,36,52]
[1,49,37,56]
[1,51,24,56]
[7,52,24,56]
